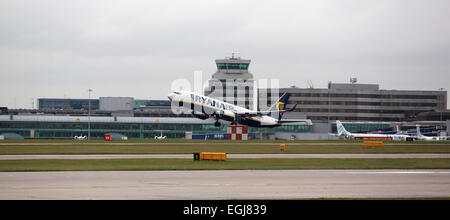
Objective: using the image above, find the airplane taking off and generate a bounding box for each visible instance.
[167,90,309,127]
[336,120,413,141]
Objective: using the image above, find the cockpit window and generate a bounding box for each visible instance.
[174,92,181,95]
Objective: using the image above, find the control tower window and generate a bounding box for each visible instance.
[217,63,249,70]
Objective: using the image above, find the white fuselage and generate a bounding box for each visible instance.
[415,133,447,141]
[346,132,411,141]
[336,120,412,141]
[168,90,280,127]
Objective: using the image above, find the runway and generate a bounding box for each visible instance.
[1,153,450,160]
[1,170,449,199]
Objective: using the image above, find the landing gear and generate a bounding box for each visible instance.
[231,115,241,125]
[213,113,222,127]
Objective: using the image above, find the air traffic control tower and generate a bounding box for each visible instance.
[204,54,254,109]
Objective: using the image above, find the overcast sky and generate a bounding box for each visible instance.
[1,0,449,109]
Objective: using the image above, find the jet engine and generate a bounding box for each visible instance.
[192,112,209,120]
[215,110,224,117]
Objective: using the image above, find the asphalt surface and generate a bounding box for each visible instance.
[1,170,449,199]
[1,142,449,199]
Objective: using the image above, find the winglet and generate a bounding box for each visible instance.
[288,104,297,112]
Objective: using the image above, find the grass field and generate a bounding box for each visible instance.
[1,139,450,154]
[2,145,450,154]
[0,158,449,172]
[1,139,449,171]
[1,139,449,144]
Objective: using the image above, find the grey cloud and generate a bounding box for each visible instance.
[0,0,449,108]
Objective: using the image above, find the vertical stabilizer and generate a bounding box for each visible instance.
[268,92,291,120]
[416,125,422,137]
[336,120,349,136]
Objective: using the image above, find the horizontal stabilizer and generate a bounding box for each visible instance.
[277,119,312,125]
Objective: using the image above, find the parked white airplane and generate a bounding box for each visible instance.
[336,120,413,141]
[167,90,308,127]
[415,125,448,141]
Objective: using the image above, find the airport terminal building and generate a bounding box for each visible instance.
[261,82,447,122]
[2,90,312,140]
[1,56,448,140]
[0,114,311,140]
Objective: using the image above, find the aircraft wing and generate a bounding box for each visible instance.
[235,104,298,117]
[277,119,312,125]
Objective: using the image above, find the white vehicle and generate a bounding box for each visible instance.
[415,125,448,141]
[154,131,167,140]
[167,90,310,127]
[336,120,413,141]
[74,135,87,140]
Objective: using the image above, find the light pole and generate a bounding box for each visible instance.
[88,89,92,140]
[327,81,332,139]
[439,88,444,132]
